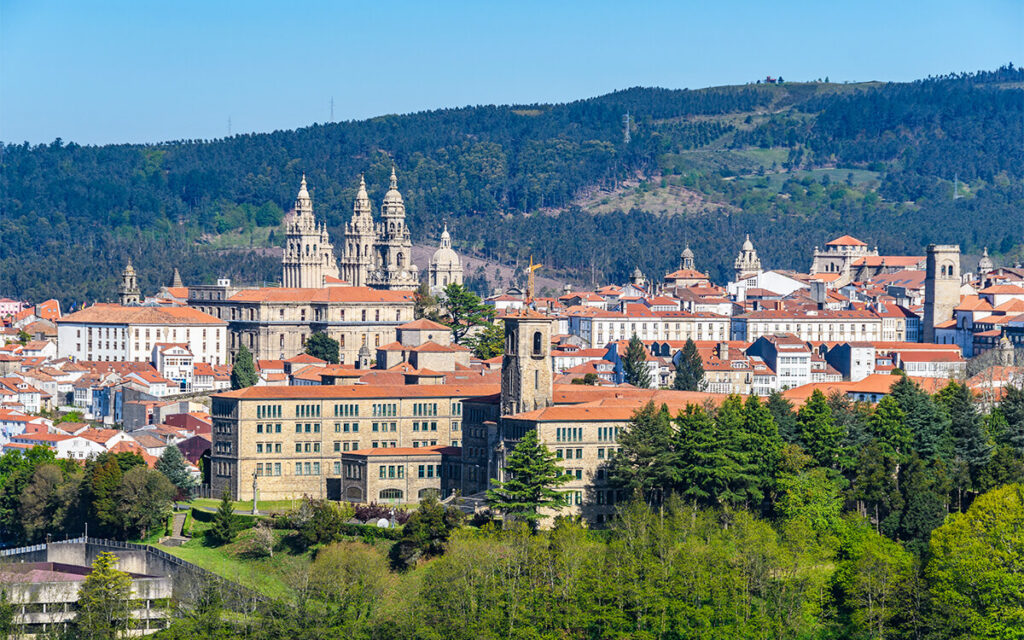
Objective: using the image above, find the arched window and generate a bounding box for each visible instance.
[345,486,363,501]
[380,488,403,501]
[532,331,542,355]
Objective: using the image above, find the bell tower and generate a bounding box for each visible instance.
[500,311,554,416]
[118,261,141,306]
[923,244,961,343]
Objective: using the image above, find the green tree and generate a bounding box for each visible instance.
[230,344,258,390]
[622,334,651,389]
[896,455,949,555]
[890,374,951,462]
[850,442,903,535]
[672,338,705,391]
[466,321,504,359]
[206,489,240,545]
[767,391,799,442]
[390,494,463,569]
[672,404,727,507]
[716,394,762,508]
[608,402,674,503]
[439,283,489,344]
[116,466,175,539]
[16,329,29,344]
[76,551,132,640]
[797,389,843,468]
[870,395,911,460]
[926,483,1024,638]
[937,381,992,507]
[776,466,843,533]
[486,429,572,530]
[155,445,197,498]
[997,384,1024,455]
[0,588,13,640]
[744,395,783,507]
[304,332,340,364]
[85,457,124,537]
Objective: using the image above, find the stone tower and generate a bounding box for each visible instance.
[500,310,554,416]
[367,167,419,290]
[339,176,377,287]
[118,261,141,306]
[680,244,696,271]
[734,234,763,281]
[923,244,961,343]
[428,223,463,295]
[169,268,184,288]
[281,176,340,288]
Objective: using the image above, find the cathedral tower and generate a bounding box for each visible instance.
[339,176,377,287]
[923,244,961,343]
[734,234,763,281]
[367,167,419,290]
[680,243,696,271]
[118,261,141,306]
[500,311,554,416]
[428,224,463,295]
[281,176,340,288]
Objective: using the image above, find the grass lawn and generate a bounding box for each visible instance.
[186,498,299,513]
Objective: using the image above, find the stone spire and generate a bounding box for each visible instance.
[118,260,141,306]
[294,174,313,219]
[170,268,183,288]
[680,243,695,271]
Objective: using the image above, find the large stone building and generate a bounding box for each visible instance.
[339,169,420,291]
[187,284,415,364]
[427,224,463,295]
[734,234,763,281]
[281,176,340,288]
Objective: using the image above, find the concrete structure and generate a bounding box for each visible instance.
[923,244,961,343]
[281,176,340,288]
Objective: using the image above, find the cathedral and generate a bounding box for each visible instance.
[282,168,440,292]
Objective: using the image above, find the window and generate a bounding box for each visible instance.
[380,489,403,500]
[533,331,542,355]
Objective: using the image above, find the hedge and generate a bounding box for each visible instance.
[191,507,261,529]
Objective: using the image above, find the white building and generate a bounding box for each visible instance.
[57,304,227,365]
[153,343,194,391]
[731,309,883,343]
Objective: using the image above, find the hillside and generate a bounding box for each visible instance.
[1,66,1022,303]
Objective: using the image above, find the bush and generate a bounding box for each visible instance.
[354,502,409,525]
[241,522,275,558]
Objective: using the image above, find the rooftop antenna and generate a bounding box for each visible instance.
[623,111,631,144]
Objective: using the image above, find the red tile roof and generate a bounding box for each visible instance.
[59,304,225,326]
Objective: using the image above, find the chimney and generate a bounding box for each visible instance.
[718,341,729,361]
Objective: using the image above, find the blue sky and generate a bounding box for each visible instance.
[1,0,1021,145]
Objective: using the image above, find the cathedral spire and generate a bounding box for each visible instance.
[294,174,313,217]
[389,165,398,191]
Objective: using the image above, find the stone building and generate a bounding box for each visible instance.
[734,234,763,281]
[810,235,877,275]
[338,445,467,504]
[281,176,340,288]
[427,224,463,295]
[923,244,961,343]
[118,261,141,306]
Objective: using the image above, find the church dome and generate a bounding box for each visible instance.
[382,166,403,206]
[979,247,994,271]
[431,224,460,267]
[631,266,643,278]
[742,234,754,252]
[681,245,694,259]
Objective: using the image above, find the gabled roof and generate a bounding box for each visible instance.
[58,304,226,326]
[397,318,449,331]
[826,235,868,247]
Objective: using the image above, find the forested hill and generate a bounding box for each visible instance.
[2,65,1022,304]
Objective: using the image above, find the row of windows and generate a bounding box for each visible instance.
[597,426,621,442]
[378,464,406,479]
[295,462,321,476]
[256,423,282,434]
[372,403,397,417]
[295,442,321,453]
[257,404,282,419]
[255,442,282,454]
[372,422,397,432]
[556,427,583,442]
[334,403,359,417]
[412,440,439,448]
[335,422,360,433]
[255,462,282,476]
[333,441,360,452]
[412,421,438,432]
[412,402,439,417]
[295,423,321,434]
[296,404,321,418]
[371,441,398,448]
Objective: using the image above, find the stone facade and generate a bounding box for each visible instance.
[118,261,141,306]
[500,311,555,416]
[733,234,763,281]
[427,224,463,295]
[281,176,340,288]
[923,244,961,342]
[338,446,470,504]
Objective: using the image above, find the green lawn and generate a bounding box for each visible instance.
[186,498,299,513]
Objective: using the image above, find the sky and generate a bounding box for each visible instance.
[1,0,1021,145]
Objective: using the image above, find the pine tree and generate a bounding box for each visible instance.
[716,395,761,508]
[797,389,843,469]
[890,374,951,462]
[76,551,132,640]
[440,283,490,344]
[896,455,948,555]
[486,429,572,530]
[869,396,911,461]
[622,334,651,389]
[230,344,258,390]
[767,391,799,443]
[304,331,340,364]
[155,444,197,498]
[672,404,727,507]
[87,457,123,537]
[999,384,1024,455]
[672,338,705,391]
[937,381,993,500]
[207,489,239,545]
[608,401,674,503]
[744,395,783,506]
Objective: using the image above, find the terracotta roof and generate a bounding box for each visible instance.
[58,304,225,326]
[285,353,326,364]
[979,284,1024,294]
[851,256,924,267]
[826,235,868,246]
[398,318,450,331]
[214,383,499,400]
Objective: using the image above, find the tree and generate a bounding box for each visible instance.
[608,402,674,503]
[896,455,949,555]
[230,344,258,390]
[937,381,992,507]
[16,329,29,344]
[744,395,783,507]
[890,375,951,462]
[998,384,1024,455]
[466,321,504,359]
[622,334,651,389]
[571,372,599,385]
[0,588,13,640]
[869,396,911,461]
[716,394,762,508]
[672,338,705,391]
[926,484,1024,638]
[486,429,572,530]
[672,404,728,507]
[439,283,489,344]
[116,466,175,539]
[390,494,463,569]
[206,489,239,545]
[76,551,132,640]
[304,332,340,364]
[797,389,843,468]
[85,457,124,537]
[767,391,799,443]
[155,445,197,498]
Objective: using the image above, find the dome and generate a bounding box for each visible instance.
[431,246,460,268]
[297,174,309,201]
[979,247,994,271]
[382,166,403,206]
[681,244,694,259]
[631,266,643,278]
[742,234,754,252]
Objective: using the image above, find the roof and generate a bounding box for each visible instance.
[397,318,449,331]
[851,256,924,267]
[227,286,414,304]
[285,353,326,364]
[214,382,499,400]
[58,304,225,326]
[979,284,1024,295]
[826,235,868,247]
